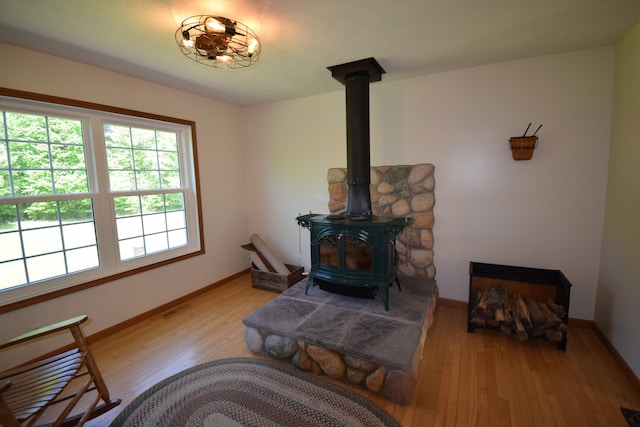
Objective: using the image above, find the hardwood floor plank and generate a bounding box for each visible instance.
[80,274,640,426]
[456,322,478,427]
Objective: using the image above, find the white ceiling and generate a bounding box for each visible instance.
[1,0,640,106]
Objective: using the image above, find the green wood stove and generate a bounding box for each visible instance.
[297,214,412,310]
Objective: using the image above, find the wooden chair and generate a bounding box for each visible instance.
[0,315,120,426]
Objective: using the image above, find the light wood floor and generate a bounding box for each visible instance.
[86,273,640,426]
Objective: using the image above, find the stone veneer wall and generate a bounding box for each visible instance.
[327,163,436,279]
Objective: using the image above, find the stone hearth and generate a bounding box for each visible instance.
[242,275,437,404]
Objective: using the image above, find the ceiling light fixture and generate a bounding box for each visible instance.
[175,15,260,69]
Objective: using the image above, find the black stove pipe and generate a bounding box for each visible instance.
[345,72,372,218]
[328,58,385,219]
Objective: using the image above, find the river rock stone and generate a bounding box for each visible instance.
[327,168,346,183]
[264,334,298,359]
[310,359,323,376]
[377,181,395,194]
[244,327,263,353]
[347,368,367,385]
[307,345,346,378]
[407,164,434,184]
[370,189,379,204]
[421,230,434,249]
[412,211,434,228]
[423,175,435,191]
[410,183,427,194]
[344,355,376,372]
[401,228,421,248]
[378,194,398,207]
[329,183,346,202]
[411,193,434,212]
[365,366,386,392]
[292,349,313,371]
[382,370,413,405]
[328,200,345,213]
[409,249,434,268]
[398,262,416,276]
[426,264,437,279]
[370,168,382,186]
[391,199,411,216]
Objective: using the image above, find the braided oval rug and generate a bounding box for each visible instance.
[110,357,402,427]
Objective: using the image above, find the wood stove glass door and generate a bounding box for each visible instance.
[318,235,339,267]
[316,229,372,276]
[343,236,372,271]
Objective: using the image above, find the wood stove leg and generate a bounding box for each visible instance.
[379,285,390,311]
[305,275,315,295]
[394,276,402,292]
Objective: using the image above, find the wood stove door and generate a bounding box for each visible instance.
[313,226,374,283]
[343,235,372,271]
[317,233,340,268]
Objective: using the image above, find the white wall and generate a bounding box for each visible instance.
[596,22,640,377]
[242,47,614,321]
[0,43,249,369]
[0,42,618,370]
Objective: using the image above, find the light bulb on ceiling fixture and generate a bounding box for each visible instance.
[205,17,226,33]
[247,38,258,57]
[181,31,194,48]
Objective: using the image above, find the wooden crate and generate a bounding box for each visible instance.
[251,264,304,293]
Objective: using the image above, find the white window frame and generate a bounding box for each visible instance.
[0,89,204,311]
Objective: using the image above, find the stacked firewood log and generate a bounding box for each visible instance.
[469,286,567,343]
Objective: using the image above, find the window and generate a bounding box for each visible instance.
[0,89,203,310]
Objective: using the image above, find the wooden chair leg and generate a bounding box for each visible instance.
[0,384,21,427]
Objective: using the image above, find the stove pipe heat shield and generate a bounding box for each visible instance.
[327,58,385,219]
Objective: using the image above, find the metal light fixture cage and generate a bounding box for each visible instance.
[175,15,261,70]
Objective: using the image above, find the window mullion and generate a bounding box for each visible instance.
[88,117,119,270]
[178,130,199,247]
